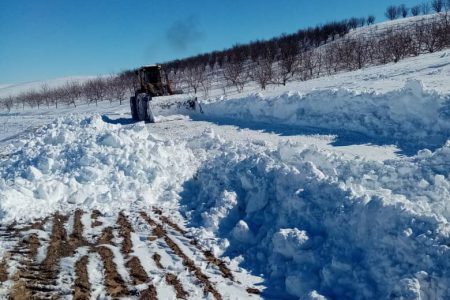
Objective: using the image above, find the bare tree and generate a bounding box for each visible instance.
[119,70,139,95]
[199,68,213,98]
[432,0,444,12]
[50,86,66,109]
[300,50,321,80]
[40,84,52,107]
[323,45,339,75]
[422,2,431,14]
[251,58,274,90]
[351,37,371,69]
[64,81,82,107]
[386,5,399,20]
[367,15,376,25]
[223,60,248,93]
[83,78,106,106]
[106,75,128,104]
[411,5,421,16]
[398,4,409,18]
[275,39,300,85]
[380,30,413,63]
[1,96,14,112]
[422,21,445,52]
[184,65,204,94]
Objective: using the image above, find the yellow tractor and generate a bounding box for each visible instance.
[130,65,173,122]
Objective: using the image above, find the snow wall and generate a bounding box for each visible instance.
[198,80,450,150]
[182,134,450,299]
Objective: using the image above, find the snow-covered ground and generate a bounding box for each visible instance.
[0,48,450,299]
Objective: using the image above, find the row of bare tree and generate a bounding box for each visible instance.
[166,12,450,94]
[386,0,450,20]
[0,72,138,112]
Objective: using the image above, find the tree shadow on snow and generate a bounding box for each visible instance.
[190,115,445,156]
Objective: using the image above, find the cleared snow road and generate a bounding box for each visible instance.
[133,115,402,161]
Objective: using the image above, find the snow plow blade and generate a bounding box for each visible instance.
[130,95,203,123]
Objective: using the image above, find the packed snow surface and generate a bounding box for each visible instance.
[1,49,450,299]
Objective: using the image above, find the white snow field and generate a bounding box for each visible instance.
[1,50,450,298]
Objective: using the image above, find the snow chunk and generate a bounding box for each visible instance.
[272,228,309,258]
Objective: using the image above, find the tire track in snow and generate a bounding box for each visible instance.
[153,208,235,282]
[0,209,263,299]
[117,212,158,299]
[140,212,223,300]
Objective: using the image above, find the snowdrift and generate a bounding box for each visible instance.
[199,80,450,151]
[0,115,197,221]
[1,116,449,299]
[182,136,450,299]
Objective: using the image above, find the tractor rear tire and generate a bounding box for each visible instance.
[130,96,138,121]
[136,93,155,123]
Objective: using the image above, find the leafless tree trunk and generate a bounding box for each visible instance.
[83,78,106,106]
[199,68,213,98]
[184,65,205,94]
[106,75,128,104]
[223,60,248,93]
[64,81,82,107]
[275,39,300,85]
[1,96,14,112]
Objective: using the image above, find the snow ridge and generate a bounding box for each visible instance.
[181,135,450,299]
[198,80,450,151]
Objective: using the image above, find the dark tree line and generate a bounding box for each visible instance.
[162,16,376,76]
[166,11,450,93]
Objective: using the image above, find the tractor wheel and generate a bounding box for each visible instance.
[130,96,138,121]
[136,93,155,123]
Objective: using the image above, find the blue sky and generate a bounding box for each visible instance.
[0,0,420,84]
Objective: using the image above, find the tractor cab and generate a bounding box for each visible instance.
[135,65,172,97]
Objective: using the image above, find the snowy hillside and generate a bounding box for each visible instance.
[1,33,450,300]
[0,76,95,98]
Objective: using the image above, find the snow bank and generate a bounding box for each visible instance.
[1,115,449,299]
[0,115,197,222]
[200,80,450,150]
[182,134,450,299]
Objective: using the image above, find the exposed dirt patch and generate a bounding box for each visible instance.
[91,210,103,227]
[125,257,158,300]
[24,234,40,259]
[166,273,189,299]
[159,215,187,235]
[9,215,64,299]
[42,213,68,269]
[97,226,114,245]
[68,210,89,253]
[159,213,234,281]
[152,253,163,269]
[9,277,31,300]
[0,259,8,282]
[246,287,261,294]
[152,207,163,215]
[74,255,90,300]
[141,212,222,300]
[97,246,129,298]
[139,287,158,300]
[117,212,133,255]
[202,249,234,280]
